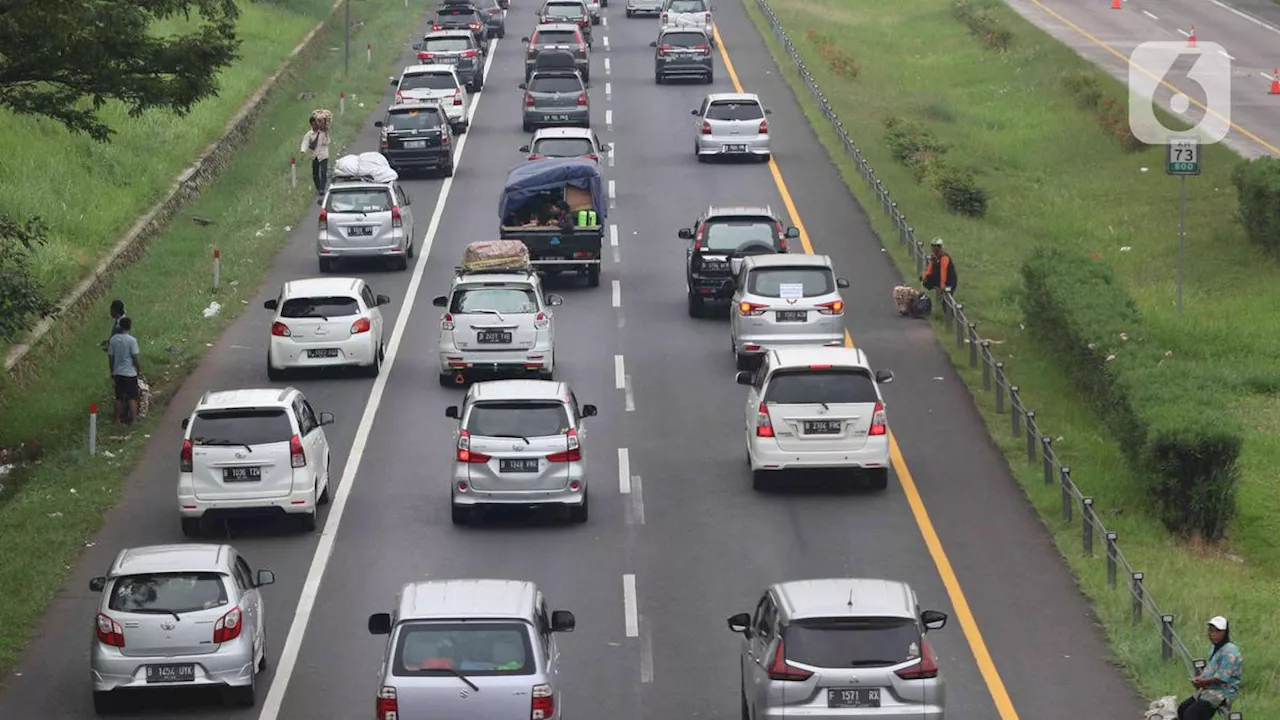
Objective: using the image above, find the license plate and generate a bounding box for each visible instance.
[307,348,340,358]
[775,310,807,322]
[803,420,842,435]
[724,144,748,152]
[223,466,262,482]
[828,688,881,708]
[477,330,512,344]
[439,56,459,63]
[547,114,570,121]
[499,458,540,473]
[146,664,196,683]
[347,226,373,237]
[403,140,426,149]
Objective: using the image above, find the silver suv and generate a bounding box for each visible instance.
[730,254,850,370]
[89,544,276,713]
[446,380,596,524]
[727,578,948,720]
[367,579,576,720]
[433,268,563,386]
[317,180,417,272]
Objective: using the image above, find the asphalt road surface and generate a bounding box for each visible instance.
[0,0,1148,718]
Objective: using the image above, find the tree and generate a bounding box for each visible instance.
[0,217,57,343]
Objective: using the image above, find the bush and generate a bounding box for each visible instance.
[953,0,1012,51]
[1059,69,1102,111]
[1019,247,1242,539]
[930,166,988,217]
[805,28,860,80]
[883,117,947,164]
[1231,157,1280,252]
[1058,71,1146,153]
[882,117,987,217]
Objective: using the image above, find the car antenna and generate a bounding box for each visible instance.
[847,587,853,607]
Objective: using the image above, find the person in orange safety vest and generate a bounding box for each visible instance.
[921,238,958,294]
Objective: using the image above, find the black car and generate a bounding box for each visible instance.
[375,102,455,177]
[431,4,490,52]
[680,205,800,317]
[651,28,713,84]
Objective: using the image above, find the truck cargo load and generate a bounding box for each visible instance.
[460,240,532,273]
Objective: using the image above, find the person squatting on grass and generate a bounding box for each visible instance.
[921,237,958,299]
[107,317,141,426]
[300,109,332,201]
[1178,616,1242,720]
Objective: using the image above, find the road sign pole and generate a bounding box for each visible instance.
[1166,136,1199,316]
[1178,174,1186,315]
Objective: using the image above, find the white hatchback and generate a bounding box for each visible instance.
[264,277,390,379]
[177,387,334,535]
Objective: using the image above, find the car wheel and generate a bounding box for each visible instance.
[299,510,317,532]
[626,9,633,16]
[180,517,201,538]
[318,463,332,505]
[706,71,714,84]
[758,153,772,163]
[266,355,285,382]
[568,492,589,523]
[866,468,889,490]
[392,254,409,271]
[741,679,750,720]
[365,343,383,377]
[752,469,771,492]
[439,373,457,388]
[522,120,532,132]
[407,240,416,259]
[736,353,754,371]
[93,691,117,715]
[223,668,256,707]
[442,162,455,178]
[318,257,333,273]
[586,266,601,287]
[583,73,591,85]
[451,504,471,525]
[687,293,704,317]
[655,72,663,84]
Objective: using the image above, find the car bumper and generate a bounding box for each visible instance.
[689,274,735,298]
[627,3,663,12]
[524,109,591,127]
[747,437,891,472]
[735,332,845,355]
[657,60,712,78]
[179,481,317,518]
[269,334,377,370]
[761,707,943,720]
[452,470,587,507]
[443,104,467,125]
[696,135,771,155]
[91,644,254,693]
[380,148,453,170]
[438,341,554,376]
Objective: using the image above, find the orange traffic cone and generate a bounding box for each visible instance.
[1270,68,1280,95]
[1187,25,1197,47]
[1111,0,1122,9]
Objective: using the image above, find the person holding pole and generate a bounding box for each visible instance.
[300,111,332,202]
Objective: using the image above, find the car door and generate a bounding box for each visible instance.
[535,597,561,693]
[231,555,264,656]
[293,397,323,485]
[360,284,383,345]
[730,263,750,342]
[746,592,780,715]
[745,356,767,436]
[394,184,414,238]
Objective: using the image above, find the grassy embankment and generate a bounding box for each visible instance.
[0,0,427,673]
[743,0,1279,712]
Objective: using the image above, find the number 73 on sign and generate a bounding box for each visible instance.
[1167,137,1200,176]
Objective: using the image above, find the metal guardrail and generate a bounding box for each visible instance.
[750,0,1243,715]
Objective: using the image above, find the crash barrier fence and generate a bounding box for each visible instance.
[751,0,1242,715]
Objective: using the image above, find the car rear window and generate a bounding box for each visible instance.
[327,188,393,213]
[281,296,361,319]
[451,287,539,314]
[466,402,571,438]
[401,72,456,91]
[529,75,583,93]
[109,572,230,614]
[784,618,922,668]
[437,7,481,19]
[423,37,472,52]
[385,108,445,132]
[747,267,834,297]
[190,408,293,446]
[702,220,777,253]
[706,101,765,121]
[534,30,580,44]
[661,31,708,47]
[668,0,706,12]
[532,137,594,157]
[394,623,535,676]
[544,3,585,16]
[765,369,879,405]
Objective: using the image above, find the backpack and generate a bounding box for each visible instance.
[910,293,932,318]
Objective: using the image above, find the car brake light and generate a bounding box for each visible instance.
[418,51,434,60]
[701,120,712,135]
[817,300,844,315]
[755,402,774,438]
[462,49,479,57]
[766,638,812,681]
[547,429,580,462]
[532,683,555,720]
[534,311,550,329]
[212,606,243,643]
[442,132,451,146]
[658,44,673,54]
[453,89,464,106]
[377,686,398,720]
[759,119,769,133]
[180,438,193,472]
[895,636,939,679]
[525,93,535,107]
[457,430,492,463]
[432,24,443,30]
[739,301,767,316]
[775,221,788,251]
[290,434,306,468]
[391,206,403,228]
[318,209,328,230]
[470,21,483,29]
[705,11,711,22]
[442,313,455,331]
[870,401,887,436]
[351,317,372,334]
[271,321,291,337]
[530,153,545,160]
[96,613,125,647]
[576,93,588,106]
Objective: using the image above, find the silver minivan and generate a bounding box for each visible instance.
[446,380,596,524]
[730,254,850,370]
[317,180,416,272]
[367,579,575,720]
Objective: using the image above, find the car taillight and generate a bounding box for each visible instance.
[658,44,673,54]
[759,119,769,134]
[442,132,451,146]
[318,209,328,230]
[693,44,710,52]
[391,205,403,228]
[766,638,812,681]
[895,636,939,679]
[470,21,483,29]
[817,300,844,315]
[775,221,788,251]
[377,686,398,720]
[418,51,434,61]
[180,438,193,472]
[442,313,455,331]
[701,120,712,135]
[432,24,443,30]
[380,134,389,149]
[351,317,372,334]
[453,89,464,106]
[290,434,306,468]
[755,402,774,438]
[462,49,479,58]
[271,321,292,337]
[529,153,546,159]
[531,683,555,720]
[739,301,767,316]
[578,17,588,26]
[212,606,242,643]
[547,429,580,462]
[534,311,550,329]
[525,93,535,107]
[457,430,492,463]
[576,93,588,106]
[869,401,887,436]
[96,613,125,647]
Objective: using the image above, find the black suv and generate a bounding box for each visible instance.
[431,4,490,53]
[375,102,455,177]
[680,205,799,317]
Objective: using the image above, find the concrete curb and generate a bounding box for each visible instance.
[2,0,345,380]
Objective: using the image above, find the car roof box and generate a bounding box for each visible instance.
[459,240,533,274]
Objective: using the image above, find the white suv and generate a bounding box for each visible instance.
[264,277,390,379]
[391,63,470,134]
[736,346,895,491]
[433,268,563,387]
[178,387,335,535]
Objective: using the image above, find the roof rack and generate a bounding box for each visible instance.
[454,265,535,277]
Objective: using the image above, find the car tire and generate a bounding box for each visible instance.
[736,353,754,371]
[266,357,286,382]
[568,492,589,523]
[223,670,256,708]
[758,153,772,163]
[705,71,714,84]
[318,257,333,273]
[522,120,532,132]
[687,293,704,317]
[626,9,634,16]
[866,468,889,490]
[180,517,201,538]
[392,254,409,271]
[93,691,117,715]
[741,677,750,720]
[655,72,663,84]
[442,162,455,178]
[499,27,506,38]
[439,373,457,388]
[318,464,332,505]
[407,240,416,259]
[583,72,591,84]
[752,469,771,492]
[451,504,471,525]
[365,343,383,377]
[586,266,601,287]
[299,510,318,533]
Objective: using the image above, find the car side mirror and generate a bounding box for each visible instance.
[519,145,531,152]
[690,109,699,116]
[433,295,448,307]
[374,120,384,128]
[677,228,694,240]
[921,609,948,631]
[551,610,576,632]
[764,108,773,114]
[875,370,894,384]
[785,226,799,239]
[736,371,753,385]
[518,82,527,90]
[649,41,657,47]
[263,299,278,310]
[389,77,398,86]
[521,36,530,42]
[376,294,391,306]
[256,570,276,587]
[318,412,335,425]
[368,612,393,635]
[727,612,752,635]
[412,42,423,50]
[446,406,460,419]
[546,294,564,306]
[581,404,597,417]
[836,278,850,288]
[181,418,190,430]
[89,577,107,592]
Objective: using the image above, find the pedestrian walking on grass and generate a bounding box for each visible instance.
[107,316,142,426]
[100,299,128,352]
[1178,616,1242,719]
[300,111,332,202]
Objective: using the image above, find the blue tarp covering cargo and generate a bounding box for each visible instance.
[498,158,608,222]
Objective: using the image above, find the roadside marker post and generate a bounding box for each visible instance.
[213,248,222,292]
[367,43,372,65]
[339,91,346,116]
[89,402,98,456]
[1166,136,1200,315]
[290,157,298,188]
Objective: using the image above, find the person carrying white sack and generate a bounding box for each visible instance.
[300,110,332,200]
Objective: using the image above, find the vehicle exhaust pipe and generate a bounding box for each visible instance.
[454,372,466,385]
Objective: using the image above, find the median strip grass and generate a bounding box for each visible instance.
[0,0,426,674]
[743,0,1278,712]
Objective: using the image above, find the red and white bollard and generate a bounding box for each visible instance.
[213,248,221,291]
[290,156,298,188]
[89,402,98,456]
[367,43,372,65]
[339,91,346,116]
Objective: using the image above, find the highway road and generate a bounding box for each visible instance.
[1005,0,1280,159]
[0,0,1146,718]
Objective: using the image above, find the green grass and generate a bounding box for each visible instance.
[0,0,339,337]
[0,0,427,674]
[742,0,1280,712]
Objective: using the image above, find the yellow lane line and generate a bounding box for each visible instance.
[713,24,1022,720]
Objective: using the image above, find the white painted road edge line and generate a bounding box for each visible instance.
[610,223,619,246]
[1219,48,1235,60]
[1210,0,1280,35]
[605,57,611,75]
[603,35,610,50]
[606,108,613,131]
[623,574,639,637]
[612,279,621,307]
[605,81,612,98]
[1142,9,1158,20]
[618,448,631,493]
[614,354,625,389]
[255,41,502,720]
[608,179,616,208]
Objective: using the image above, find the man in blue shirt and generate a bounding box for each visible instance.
[1179,615,1243,719]
[107,317,142,425]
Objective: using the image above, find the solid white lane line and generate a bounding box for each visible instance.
[614,354,625,389]
[1142,9,1158,20]
[623,574,639,637]
[608,179,616,208]
[609,223,619,246]
[618,448,631,493]
[605,57,611,75]
[605,81,612,98]
[1210,0,1280,34]
[606,109,613,131]
[612,279,621,307]
[624,375,635,411]
[256,41,502,720]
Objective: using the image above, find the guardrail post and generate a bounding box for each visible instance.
[1024,413,1036,461]
[1060,467,1072,521]
[1082,498,1094,554]
[1228,711,1242,719]
[1131,572,1145,624]
[915,240,925,276]
[1042,437,1054,483]
[1010,387,1021,436]
[954,306,966,344]
[981,342,992,389]
[1161,615,1175,661]
[1106,532,1118,588]
[968,325,979,366]
[994,363,1005,412]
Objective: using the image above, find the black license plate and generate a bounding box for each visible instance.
[827,688,881,708]
[306,348,340,358]
[223,466,262,482]
[775,310,807,322]
[477,331,512,344]
[347,226,373,237]
[725,144,748,152]
[499,458,540,473]
[146,664,196,683]
[439,56,459,63]
[804,420,842,435]
[547,114,570,121]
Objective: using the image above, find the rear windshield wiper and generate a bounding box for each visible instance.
[197,440,253,453]
[131,608,182,622]
[845,659,902,667]
[421,667,480,692]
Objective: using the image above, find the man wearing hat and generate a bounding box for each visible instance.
[1178,615,1242,719]
[920,238,958,297]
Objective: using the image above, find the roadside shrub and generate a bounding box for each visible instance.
[1231,157,1280,252]
[1095,97,1146,152]
[1058,71,1146,152]
[883,117,947,163]
[1059,69,1103,111]
[953,0,1012,51]
[882,117,988,217]
[805,28,860,80]
[1020,247,1242,539]
[930,166,988,218]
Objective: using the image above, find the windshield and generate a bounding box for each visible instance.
[668,0,706,11]
[326,188,392,213]
[707,101,765,121]
[765,370,879,405]
[544,3,585,17]
[702,220,776,252]
[423,37,472,52]
[393,623,535,677]
[281,296,360,318]
[529,75,583,93]
[784,618,922,668]
[400,73,456,91]
[190,408,293,446]
[532,137,594,157]
[450,287,539,314]
[466,402,571,438]
[747,267,834,297]
[385,109,444,132]
[533,30,579,45]
[109,572,229,615]
[661,32,708,47]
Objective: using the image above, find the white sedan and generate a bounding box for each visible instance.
[264,277,391,378]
